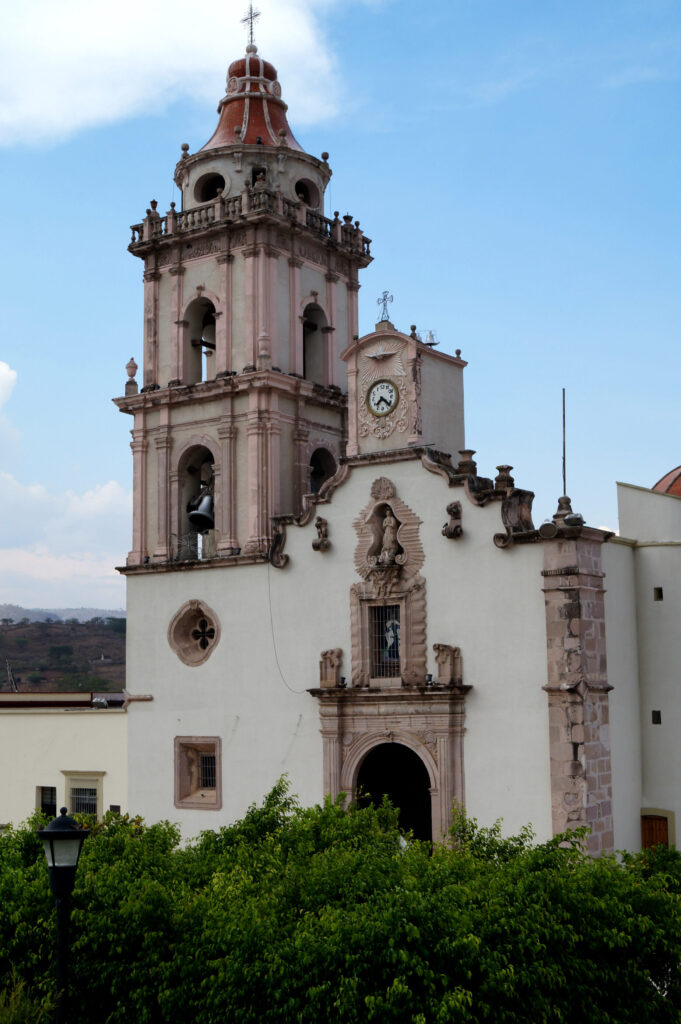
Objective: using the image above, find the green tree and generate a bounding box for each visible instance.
[1,787,681,1024]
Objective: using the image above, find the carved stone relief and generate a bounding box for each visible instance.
[319,648,343,688]
[442,501,463,539]
[357,344,409,440]
[312,516,330,552]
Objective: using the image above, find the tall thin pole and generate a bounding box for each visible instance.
[55,895,69,1024]
[562,388,567,497]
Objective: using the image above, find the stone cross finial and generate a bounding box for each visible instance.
[241,2,261,45]
[377,290,393,321]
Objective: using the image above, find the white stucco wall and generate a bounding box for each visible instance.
[602,539,643,851]
[126,457,554,840]
[0,708,127,826]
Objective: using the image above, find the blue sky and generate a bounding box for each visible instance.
[0,0,679,608]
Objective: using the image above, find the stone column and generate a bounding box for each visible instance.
[242,246,258,369]
[243,384,268,554]
[346,280,360,349]
[128,419,147,565]
[288,257,302,375]
[215,253,234,377]
[153,429,171,561]
[168,265,185,385]
[542,529,614,855]
[217,423,238,553]
[143,270,160,388]
[324,271,339,386]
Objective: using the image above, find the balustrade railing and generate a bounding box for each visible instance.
[130,189,371,256]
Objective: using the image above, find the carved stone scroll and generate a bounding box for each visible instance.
[312,516,331,552]
[442,501,462,539]
[493,489,536,549]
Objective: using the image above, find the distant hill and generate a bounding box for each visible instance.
[0,604,125,624]
[0,618,126,693]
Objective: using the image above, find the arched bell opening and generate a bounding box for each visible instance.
[309,447,336,494]
[177,446,216,561]
[184,298,217,384]
[302,303,327,384]
[194,172,225,204]
[356,742,432,842]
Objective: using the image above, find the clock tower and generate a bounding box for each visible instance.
[343,319,466,459]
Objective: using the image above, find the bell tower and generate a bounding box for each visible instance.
[115,42,371,563]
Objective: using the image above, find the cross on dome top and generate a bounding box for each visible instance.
[241,3,261,46]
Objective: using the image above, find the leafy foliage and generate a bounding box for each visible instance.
[2,785,681,1023]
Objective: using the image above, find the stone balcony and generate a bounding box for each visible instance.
[129,187,371,260]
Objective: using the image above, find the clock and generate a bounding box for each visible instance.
[367,379,399,417]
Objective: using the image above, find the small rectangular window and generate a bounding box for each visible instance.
[38,786,57,818]
[371,605,401,677]
[71,787,98,815]
[174,737,222,810]
[654,587,664,601]
[652,710,662,725]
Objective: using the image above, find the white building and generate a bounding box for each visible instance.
[110,42,681,853]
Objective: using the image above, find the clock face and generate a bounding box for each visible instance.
[367,379,399,417]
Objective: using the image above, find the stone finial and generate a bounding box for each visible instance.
[125,357,138,396]
[553,495,573,524]
[320,648,343,688]
[321,151,329,162]
[181,143,189,159]
[495,465,515,492]
[457,450,477,476]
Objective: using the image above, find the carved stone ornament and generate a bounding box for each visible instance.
[269,521,290,568]
[442,501,463,539]
[433,643,463,686]
[354,480,424,584]
[319,648,343,688]
[493,489,536,549]
[168,600,221,667]
[312,516,330,552]
[358,346,409,441]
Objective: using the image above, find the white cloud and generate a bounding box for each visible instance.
[603,66,675,89]
[0,0,369,145]
[0,362,17,410]
[0,473,131,606]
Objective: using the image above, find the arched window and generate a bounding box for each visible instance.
[175,446,215,561]
[309,448,336,494]
[193,173,225,204]
[184,298,217,384]
[302,303,327,384]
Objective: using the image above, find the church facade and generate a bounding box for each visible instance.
[114,42,680,854]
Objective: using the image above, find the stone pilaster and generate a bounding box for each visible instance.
[542,528,613,855]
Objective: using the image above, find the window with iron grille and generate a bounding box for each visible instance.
[371,605,401,677]
[38,786,57,818]
[199,754,216,789]
[70,787,98,815]
[174,736,222,810]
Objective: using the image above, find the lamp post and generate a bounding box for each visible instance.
[37,807,90,1024]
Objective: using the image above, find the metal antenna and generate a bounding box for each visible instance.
[241,3,261,46]
[562,387,567,496]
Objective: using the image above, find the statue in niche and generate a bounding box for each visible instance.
[379,507,399,566]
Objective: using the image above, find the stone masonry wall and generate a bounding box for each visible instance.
[542,530,614,855]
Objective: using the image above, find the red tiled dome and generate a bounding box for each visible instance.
[200,45,303,152]
[652,466,681,497]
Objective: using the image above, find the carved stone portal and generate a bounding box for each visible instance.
[310,687,469,841]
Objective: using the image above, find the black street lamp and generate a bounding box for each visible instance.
[37,807,90,1024]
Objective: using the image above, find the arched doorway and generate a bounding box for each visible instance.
[356,743,432,841]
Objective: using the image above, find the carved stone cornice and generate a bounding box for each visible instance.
[143,270,161,282]
[216,253,235,264]
[168,265,185,277]
[288,256,303,269]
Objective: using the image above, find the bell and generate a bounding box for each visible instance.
[188,493,215,533]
